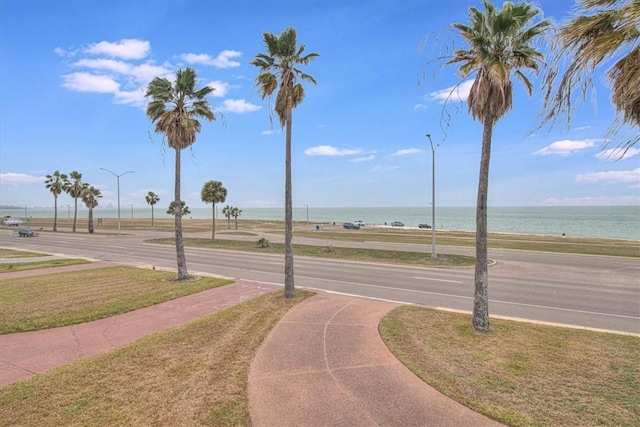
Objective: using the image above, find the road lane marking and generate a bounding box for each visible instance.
[412,276,464,284]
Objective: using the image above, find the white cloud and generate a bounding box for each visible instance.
[180,50,242,68]
[54,46,77,58]
[533,139,597,156]
[428,79,474,103]
[304,145,361,156]
[575,168,640,185]
[351,155,375,162]
[85,39,150,60]
[596,147,640,161]
[392,148,421,156]
[540,196,640,206]
[413,103,428,110]
[219,99,260,113]
[62,72,120,93]
[261,129,277,135]
[0,172,45,184]
[114,89,146,106]
[207,80,230,97]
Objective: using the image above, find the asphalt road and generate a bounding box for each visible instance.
[2,228,639,334]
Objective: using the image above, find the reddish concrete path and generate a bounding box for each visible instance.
[249,293,502,426]
[0,280,278,386]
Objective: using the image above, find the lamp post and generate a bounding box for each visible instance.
[100,168,134,234]
[426,134,437,260]
[304,204,309,228]
[130,204,134,220]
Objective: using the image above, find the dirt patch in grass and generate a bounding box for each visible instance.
[0,266,232,333]
[0,290,313,427]
[380,306,640,426]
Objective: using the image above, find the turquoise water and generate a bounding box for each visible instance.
[3,205,638,240]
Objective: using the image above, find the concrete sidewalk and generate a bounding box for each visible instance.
[249,293,502,426]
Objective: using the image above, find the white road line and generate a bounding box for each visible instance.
[412,276,464,284]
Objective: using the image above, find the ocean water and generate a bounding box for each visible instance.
[3,205,639,241]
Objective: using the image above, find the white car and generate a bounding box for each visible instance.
[2,218,21,226]
[353,220,365,227]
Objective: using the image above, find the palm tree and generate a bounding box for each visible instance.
[146,67,216,280]
[231,206,242,230]
[65,171,87,233]
[44,170,68,232]
[201,180,227,240]
[82,186,102,234]
[145,191,160,227]
[167,200,190,216]
[542,0,639,150]
[222,205,232,229]
[446,0,550,332]
[251,27,319,298]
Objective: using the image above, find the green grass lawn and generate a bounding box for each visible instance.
[0,266,232,333]
[0,290,314,427]
[380,306,640,426]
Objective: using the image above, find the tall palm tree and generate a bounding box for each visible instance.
[251,27,319,298]
[201,180,227,240]
[82,186,102,234]
[542,0,639,150]
[146,67,216,280]
[222,205,232,229]
[145,191,160,227]
[231,206,242,230]
[447,0,550,332]
[44,170,68,232]
[65,171,87,233]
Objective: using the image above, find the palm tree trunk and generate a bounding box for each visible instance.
[88,208,94,234]
[72,198,78,233]
[472,120,493,332]
[53,195,58,232]
[174,148,189,280]
[151,205,154,227]
[283,107,295,298]
[212,203,216,240]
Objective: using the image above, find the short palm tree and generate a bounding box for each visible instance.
[447,0,550,332]
[145,191,160,227]
[65,171,87,233]
[146,67,216,280]
[167,200,190,216]
[222,205,232,229]
[201,180,227,240]
[542,0,639,150]
[251,27,319,298]
[82,186,102,234]
[231,206,242,230]
[44,170,68,232]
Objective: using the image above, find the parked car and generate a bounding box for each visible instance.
[343,222,360,229]
[16,226,35,237]
[418,223,432,229]
[390,221,404,227]
[2,218,21,226]
[353,220,365,227]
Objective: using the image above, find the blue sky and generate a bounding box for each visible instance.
[1,0,639,211]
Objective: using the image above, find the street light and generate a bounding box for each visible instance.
[426,134,437,260]
[130,204,134,220]
[100,168,134,234]
[304,204,309,228]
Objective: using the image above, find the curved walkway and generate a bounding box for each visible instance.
[249,293,501,426]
